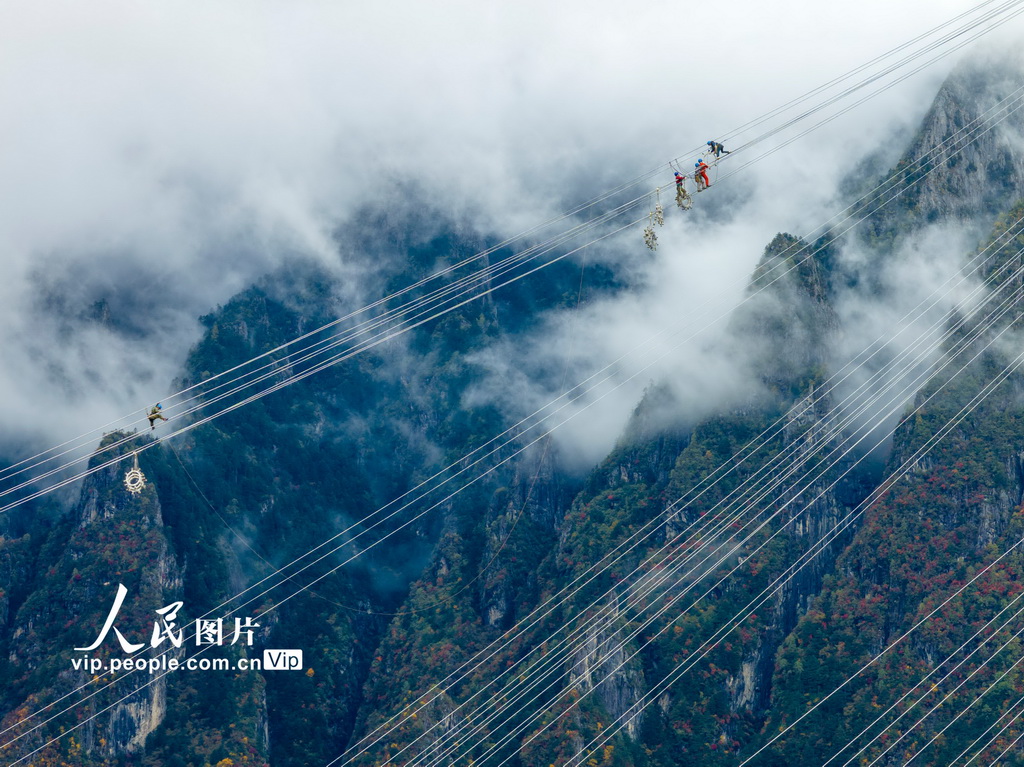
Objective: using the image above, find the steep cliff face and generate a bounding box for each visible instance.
[0,435,190,762]
[754,203,1024,765]
[705,383,853,723]
[738,232,840,395]
[479,441,578,629]
[567,597,647,740]
[638,227,852,740]
[346,395,687,766]
[0,535,34,648]
[862,55,1024,246]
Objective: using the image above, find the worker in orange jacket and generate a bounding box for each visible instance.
[694,160,711,190]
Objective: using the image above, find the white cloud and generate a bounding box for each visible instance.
[0,0,1018,454]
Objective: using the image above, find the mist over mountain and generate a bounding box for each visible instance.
[6,8,1024,767]
[0,0,962,456]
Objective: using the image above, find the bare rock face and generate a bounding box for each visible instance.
[1,434,183,761]
[567,597,646,739]
[479,440,576,629]
[104,685,168,754]
[727,383,853,717]
[866,55,1024,242]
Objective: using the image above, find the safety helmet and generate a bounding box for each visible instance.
[156,403,162,410]
[707,140,714,145]
[695,162,701,167]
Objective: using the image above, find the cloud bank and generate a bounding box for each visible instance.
[0,0,1014,457]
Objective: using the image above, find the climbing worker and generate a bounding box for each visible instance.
[147,403,168,431]
[674,170,692,208]
[694,160,711,191]
[706,140,731,159]
[675,177,693,210]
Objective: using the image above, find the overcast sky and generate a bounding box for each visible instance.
[1,0,1021,457]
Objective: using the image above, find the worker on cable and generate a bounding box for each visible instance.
[706,140,731,159]
[674,170,692,210]
[147,403,168,431]
[694,160,711,191]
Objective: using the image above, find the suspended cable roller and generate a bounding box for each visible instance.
[122,452,145,495]
[642,186,663,249]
